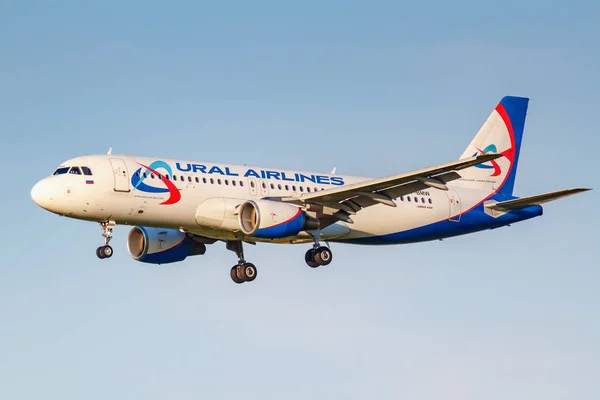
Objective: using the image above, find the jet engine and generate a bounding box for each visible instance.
[127,226,206,264]
[238,200,317,239]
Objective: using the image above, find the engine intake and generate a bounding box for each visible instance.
[238,200,316,239]
[127,226,206,264]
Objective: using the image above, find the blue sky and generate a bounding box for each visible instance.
[1,1,598,399]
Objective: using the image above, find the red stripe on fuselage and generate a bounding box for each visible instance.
[137,163,182,205]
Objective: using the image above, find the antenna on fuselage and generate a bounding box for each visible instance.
[107,147,113,155]
[331,167,336,174]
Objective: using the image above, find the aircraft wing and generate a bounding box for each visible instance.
[484,188,591,212]
[277,154,502,222]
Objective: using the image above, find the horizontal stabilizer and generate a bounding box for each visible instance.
[485,188,591,211]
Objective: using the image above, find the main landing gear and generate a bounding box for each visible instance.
[305,234,333,268]
[226,240,257,284]
[96,220,115,259]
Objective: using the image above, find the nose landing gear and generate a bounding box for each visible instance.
[97,220,116,259]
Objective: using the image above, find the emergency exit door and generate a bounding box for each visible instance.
[447,189,461,222]
[109,158,130,192]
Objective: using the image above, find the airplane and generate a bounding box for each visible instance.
[31,96,590,284]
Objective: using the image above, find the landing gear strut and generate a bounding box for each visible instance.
[226,240,257,284]
[97,220,115,259]
[305,233,333,268]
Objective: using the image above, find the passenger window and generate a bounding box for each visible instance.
[165,175,170,180]
[262,182,266,189]
[225,179,229,185]
[285,185,289,191]
[421,198,425,203]
[210,178,214,184]
[270,183,274,189]
[240,181,244,187]
[307,187,311,192]
[414,197,418,202]
[81,166,93,175]
[407,197,411,202]
[428,198,432,204]
[158,174,162,179]
[399,196,403,201]
[278,184,282,190]
[299,186,304,192]
[250,181,255,188]
[53,167,70,175]
[188,176,192,182]
[151,174,155,179]
[203,177,207,184]
[232,180,237,186]
[217,179,221,185]
[69,167,82,175]
[143,172,148,178]
[195,177,199,183]
[292,185,296,191]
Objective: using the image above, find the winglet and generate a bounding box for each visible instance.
[107,147,113,155]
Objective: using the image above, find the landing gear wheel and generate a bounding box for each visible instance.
[97,245,113,259]
[313,246,332,266]
[231,263,257,283]
[305,249,319,268]
[242,263,257,282]
[230,266,244,284]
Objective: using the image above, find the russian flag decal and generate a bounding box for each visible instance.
[86,180,94,184]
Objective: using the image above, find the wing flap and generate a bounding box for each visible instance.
[485,188,591,211]
[283,154,501,210]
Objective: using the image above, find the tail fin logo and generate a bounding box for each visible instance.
[472,144,502,177]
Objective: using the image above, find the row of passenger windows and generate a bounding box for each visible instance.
[53,166,93,176]
[399,195,433,204]
[135,171,327,192]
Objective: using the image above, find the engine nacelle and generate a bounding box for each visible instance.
[239,200,315,239]
[127,226,206,264]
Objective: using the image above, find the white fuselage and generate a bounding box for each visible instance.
[31,154,491,245]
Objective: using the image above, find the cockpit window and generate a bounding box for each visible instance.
[53,167,70,175]
[81,166,93,175]
[69,167,82,175]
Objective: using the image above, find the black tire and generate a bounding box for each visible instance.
[314,246,332,266]
[243,263,257,282]
[230,266,244,284]
[101,245,113,258]
[96,247,105,259]
[305,249,319,268]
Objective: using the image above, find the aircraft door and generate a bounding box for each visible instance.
[447,190,461,222]
[248,178,258,196]
[109,158,130,192]
[259,180,269,197]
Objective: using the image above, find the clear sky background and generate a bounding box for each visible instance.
[1,1,599,399]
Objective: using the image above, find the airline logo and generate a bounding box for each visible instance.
[131,161,181,205]
[473,144,502,177]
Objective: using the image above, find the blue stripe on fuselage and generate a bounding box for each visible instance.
[336,203,543,245]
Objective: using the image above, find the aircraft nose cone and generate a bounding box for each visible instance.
[31,179,53,210]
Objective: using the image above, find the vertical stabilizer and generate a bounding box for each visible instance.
[458,96,528,196]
